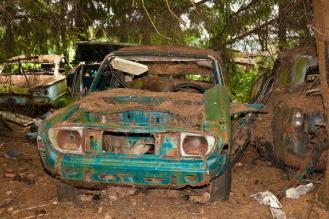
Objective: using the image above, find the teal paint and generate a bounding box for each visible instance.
[161,137,175,156]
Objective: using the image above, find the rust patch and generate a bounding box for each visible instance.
[0,75,57,89]
[279,151,327,170]
[165,148,178,157]
[182,136,208,155]
[144,177,164,184]
[57,130,82,151]
[99,174,116,180]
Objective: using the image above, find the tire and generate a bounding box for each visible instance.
[172,83,205,93]
[209,165,232,202]
[56,181,78,203]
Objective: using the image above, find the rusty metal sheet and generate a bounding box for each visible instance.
[0,111,34,126]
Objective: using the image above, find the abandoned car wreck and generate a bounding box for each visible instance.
[36,46,260,203]
[251,45,328,173]
[0,55,68,108]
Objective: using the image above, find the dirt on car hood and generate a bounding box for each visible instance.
[79,88,205,127]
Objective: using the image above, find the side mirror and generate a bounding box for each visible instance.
[110,57,148,76]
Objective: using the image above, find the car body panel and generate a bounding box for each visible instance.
[250,46,318,104]
[38,85,231,188]
[251,45,327,170]
[38,46,233,189]
[290,55,318,85]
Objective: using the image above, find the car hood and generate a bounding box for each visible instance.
[45,86,231,141]
[78,88,205,129]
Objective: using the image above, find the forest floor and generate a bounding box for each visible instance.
[0,127,328,219]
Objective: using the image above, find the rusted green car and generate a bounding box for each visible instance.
[38,46,256,202]
[250,45,328,172]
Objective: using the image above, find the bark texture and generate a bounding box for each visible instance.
[313,0,329,208]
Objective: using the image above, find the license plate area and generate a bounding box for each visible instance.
[102,131,155,155]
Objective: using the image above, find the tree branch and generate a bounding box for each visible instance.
[225,17,278,45]
[165,0,181,22]
[224,0,303,46]
[141,0,171,40]
[230,0,260,17]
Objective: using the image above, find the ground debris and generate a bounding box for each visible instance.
[3,168,35,186]
[0,198,13,208]
[4,149,21,158]
[285,183,314,199]
[1,127,328,218]
[251,191,286,219]
[188,192,210,204]
[3,168,17,178]
[0,111,34,127]
[104,186,139,199]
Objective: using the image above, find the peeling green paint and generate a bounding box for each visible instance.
[291,55,318,85]
[279,68,289,85]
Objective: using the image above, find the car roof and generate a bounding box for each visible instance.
[114,45,221,60]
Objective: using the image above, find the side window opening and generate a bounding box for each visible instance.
[305,65,319,82]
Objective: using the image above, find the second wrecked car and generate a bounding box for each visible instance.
[251,45,328,171]
[0,55,68,107]
[67,41,134,98]
[37,46,257,202]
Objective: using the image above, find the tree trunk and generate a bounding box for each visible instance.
[313,0,329,209]
[278,0,287,51]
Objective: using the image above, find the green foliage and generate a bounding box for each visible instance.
[230,67,258,103]
[0,0,312,60]
[229,56,274,103]
[186,74,212,82]
[0,0,313,104]
[2,63,43,74]
[53,95,73,108]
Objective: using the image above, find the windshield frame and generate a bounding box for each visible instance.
[1,62,57,75]
[89,51,224,93]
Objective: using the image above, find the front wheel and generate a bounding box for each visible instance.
[209,165,232,202]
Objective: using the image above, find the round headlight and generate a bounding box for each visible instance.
[182,136,208,156]
[56,130,82,151]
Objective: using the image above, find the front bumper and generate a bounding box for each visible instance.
[37,101,230,188]
[39,141,228,188]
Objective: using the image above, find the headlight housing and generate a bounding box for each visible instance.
[48,127,84,153]
[180,133,215,157]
